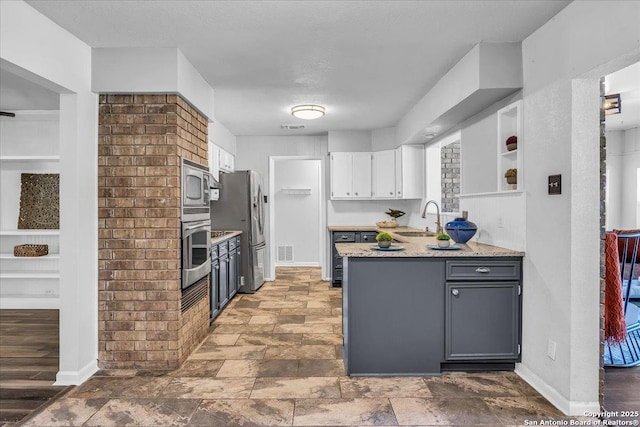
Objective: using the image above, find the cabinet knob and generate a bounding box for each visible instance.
[346,192,350,195]
[340,235,348,240]
[451,289,459,296]
[389,192,393,195]
[355,192,358,196]
[475,267,491,273]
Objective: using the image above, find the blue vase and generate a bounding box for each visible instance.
[445,217,477,244]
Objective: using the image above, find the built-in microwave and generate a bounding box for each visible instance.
[181,158,211,222]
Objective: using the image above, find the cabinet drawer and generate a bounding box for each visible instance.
[358,232,378,243]
[446,260,520,281]
[333,232,356,243]
[334,254,343,269]
[218,241,229,256]
[228,237,236,250]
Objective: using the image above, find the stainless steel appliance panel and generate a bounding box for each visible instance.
[210,170,266,293]
[181,219,211,289]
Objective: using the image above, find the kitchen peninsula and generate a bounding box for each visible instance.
[335,231,524,376]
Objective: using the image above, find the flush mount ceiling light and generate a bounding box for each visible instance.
[291,104,325,120]
[603,93,621,115]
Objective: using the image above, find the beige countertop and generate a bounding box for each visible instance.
[211,230,242,245]
[330,226,524,258]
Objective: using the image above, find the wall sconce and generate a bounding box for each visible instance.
[603,94,621,115]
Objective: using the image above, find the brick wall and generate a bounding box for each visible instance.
[441,141,461,213]
[98,94,210,369]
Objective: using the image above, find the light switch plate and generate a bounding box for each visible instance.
[548,174,561,195]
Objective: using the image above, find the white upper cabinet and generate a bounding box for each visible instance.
[330,152,372,199]
[208,141,220,180]
[330,146,425,200]
[219,147,235,173]
[372,150,396,199]
[395,145,425,199]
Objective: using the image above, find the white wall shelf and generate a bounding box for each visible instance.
[458,190,525,198]
[0,155,60,161]
[497,100,523,192]
[0,295,60,310]
[0,253,60,260]
[0,229,60,236]
[0,271,60,279]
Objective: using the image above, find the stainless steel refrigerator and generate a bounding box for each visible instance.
[211,170,266,293]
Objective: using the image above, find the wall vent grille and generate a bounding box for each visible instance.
[277,245,294,262]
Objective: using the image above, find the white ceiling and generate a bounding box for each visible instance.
[605,62,640,132]
[16,1,572,136]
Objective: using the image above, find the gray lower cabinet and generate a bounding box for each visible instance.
[211,235,243,320]
[343,257,445,375]
[210,256,220,320]
[444,259,522,362]
[331,230,379,287]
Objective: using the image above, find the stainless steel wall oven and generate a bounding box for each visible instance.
[181,157,212,289]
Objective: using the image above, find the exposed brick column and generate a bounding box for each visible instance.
[98,94,210,369]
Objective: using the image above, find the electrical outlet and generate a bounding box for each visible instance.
[547,339,557,360]
[44,289,54,295]
[497,217,503,228]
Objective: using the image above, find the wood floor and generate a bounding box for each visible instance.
[0,309,69,426]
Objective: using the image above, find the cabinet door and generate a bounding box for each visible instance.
[445,282,520,360]
[228,249,237,299]
[352,153,372,198]
[372,150,396,198]
[235,238,242,292]
[218,255,229,308]
[210,260,220,319]
[209,142,220,181]
[330,153,353,199]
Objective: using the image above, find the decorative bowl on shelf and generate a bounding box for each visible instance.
[445,217,477,244]
[376,219,398,228]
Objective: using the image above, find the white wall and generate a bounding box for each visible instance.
[92,47,215,121]
[327,130,371,152]
[209,117,237,155]
[607,127,640,230]
[371,127,397,151]
[273,159,322,265]
[236,135,328,279]
[1,0,99,385]
[517,0,640,415]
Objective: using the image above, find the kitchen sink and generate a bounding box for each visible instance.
[395,231,436,237]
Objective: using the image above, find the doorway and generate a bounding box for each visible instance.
[601,61,640,412]
[269,157,326,279]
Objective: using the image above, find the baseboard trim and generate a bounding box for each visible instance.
[54,359,98,386]
[515,363,599,416]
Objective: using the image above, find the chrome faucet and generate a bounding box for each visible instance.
[421,200,443,235]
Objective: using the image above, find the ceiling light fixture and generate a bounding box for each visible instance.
[291,104,325,120]
[603,94,621,115]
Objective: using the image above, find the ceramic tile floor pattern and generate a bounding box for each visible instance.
[20,267,582,426]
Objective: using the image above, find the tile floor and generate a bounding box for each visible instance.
[21,267,585,426]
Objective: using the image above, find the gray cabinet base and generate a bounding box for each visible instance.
[343,258,445,376]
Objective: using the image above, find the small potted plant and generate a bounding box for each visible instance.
[504,168,517,185]
[376,209,406,228]
[376,232,393,248]
[505,135,518,152]
[436,233,451,248]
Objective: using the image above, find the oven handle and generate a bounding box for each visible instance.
[182,220,211,238]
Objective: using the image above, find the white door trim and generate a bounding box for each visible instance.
[268,156,327,281]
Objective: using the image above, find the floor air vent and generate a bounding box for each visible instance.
[277,245,294,262]
[181,276,208,313]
